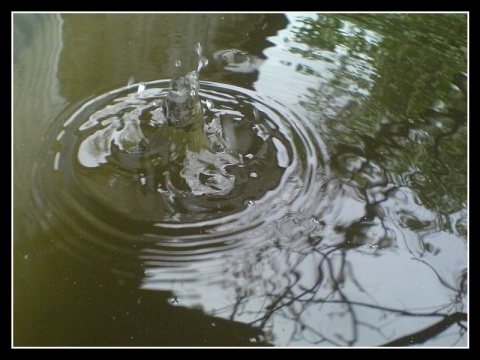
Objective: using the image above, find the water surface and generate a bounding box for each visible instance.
[13,12,468,347]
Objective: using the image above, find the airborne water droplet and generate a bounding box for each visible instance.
[175,60,182,67]
[195,42,203,56]
[199,56,208,69]
[205,99,214,110]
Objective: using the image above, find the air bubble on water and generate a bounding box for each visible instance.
[23,254,29,260]
[245,200,255,207]
[137,82,146,93]
[140,175,147,186]
[245,153,254,159]
[175,60,182,67]
[250,171,258,178]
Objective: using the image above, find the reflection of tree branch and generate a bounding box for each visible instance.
[233,14,466,347]
[411,257,462,293]
[229,292,248,321]
[241,239,464,346]
[380,312,467,347]
[255,251,316,329]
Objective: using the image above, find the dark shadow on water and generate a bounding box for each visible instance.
[14,246,271,347]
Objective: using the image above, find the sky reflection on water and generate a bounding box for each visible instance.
[13,12,467,347]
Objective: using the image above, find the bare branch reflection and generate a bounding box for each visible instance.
[203,14,468,346]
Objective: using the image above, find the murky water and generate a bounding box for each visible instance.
[13,12,468,347]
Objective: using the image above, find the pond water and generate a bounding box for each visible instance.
[13,12,468,347]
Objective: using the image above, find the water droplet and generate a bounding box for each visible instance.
[195,42,203,56]
[175,60,182,67]
[137,82,146,93]
[245,153,254,159]
[200,56,209,68]
[245,200,255,207]
[205,99,214,110]
[249,171,258,178]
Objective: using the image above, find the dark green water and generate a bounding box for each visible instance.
[13,12,468,347]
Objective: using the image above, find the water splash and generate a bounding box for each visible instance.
[32,42,330,344]
[162,42,208,131]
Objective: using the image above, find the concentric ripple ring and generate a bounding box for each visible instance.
[33,79,330,276]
